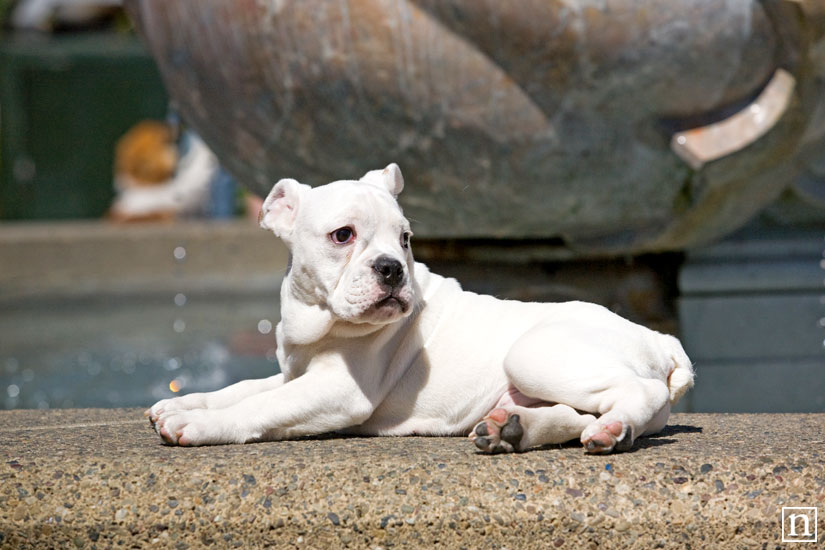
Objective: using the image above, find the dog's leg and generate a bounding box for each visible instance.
[500,322,672,454]
[470,404,596,453]
[153,370,374,446]
[146,374,284,423]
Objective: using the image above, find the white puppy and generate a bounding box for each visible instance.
[147,164,694,454]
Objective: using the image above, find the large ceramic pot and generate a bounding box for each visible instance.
[127,0,825,255]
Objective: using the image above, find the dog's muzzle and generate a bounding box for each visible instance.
[370,255,412,314]
[373,255,404,288]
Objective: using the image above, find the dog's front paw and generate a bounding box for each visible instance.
[153,409,235,446]
[469,408,525,453]
[581,421,633,454]
[145,393,208,425]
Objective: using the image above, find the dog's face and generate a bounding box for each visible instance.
[260,164,415,327]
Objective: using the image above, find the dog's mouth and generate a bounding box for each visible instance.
[373,293,410,313]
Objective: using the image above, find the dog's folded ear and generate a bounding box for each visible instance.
[360,163,404,197]
[259,178,309,238]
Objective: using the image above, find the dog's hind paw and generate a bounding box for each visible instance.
[581,421,633,454]
[469,408,524,453]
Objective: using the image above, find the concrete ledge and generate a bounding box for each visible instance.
[1,410,823,548]
[0,221,289,300]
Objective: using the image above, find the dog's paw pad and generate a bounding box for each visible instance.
[582,421,633,454]
[469,409,524,454]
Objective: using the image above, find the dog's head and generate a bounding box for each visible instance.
[260,164,416,335]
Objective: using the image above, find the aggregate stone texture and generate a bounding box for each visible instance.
[1,410,823,549]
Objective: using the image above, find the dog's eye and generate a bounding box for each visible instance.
[401,231,411,249]
[330,227,355,245]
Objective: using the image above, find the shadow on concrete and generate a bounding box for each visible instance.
[512,423,704,455]
[630,424,704,452]
[656,424,704,436]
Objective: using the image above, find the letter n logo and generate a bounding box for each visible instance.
[782,507,818,543]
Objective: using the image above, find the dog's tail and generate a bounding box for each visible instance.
[662,334,695,406]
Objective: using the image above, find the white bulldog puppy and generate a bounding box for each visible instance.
[147,164,694,454]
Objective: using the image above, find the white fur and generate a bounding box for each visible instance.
[148,165,694,451]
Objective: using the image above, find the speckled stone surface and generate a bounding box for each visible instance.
[1,410,823,549]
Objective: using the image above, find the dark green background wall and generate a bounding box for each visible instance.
[0,32,168,219]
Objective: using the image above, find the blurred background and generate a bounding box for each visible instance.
[1,0,824,413]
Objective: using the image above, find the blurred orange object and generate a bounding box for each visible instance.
[108,121,216,222]
[114,120,177,187]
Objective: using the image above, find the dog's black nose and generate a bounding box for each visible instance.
[373,256,404,287]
